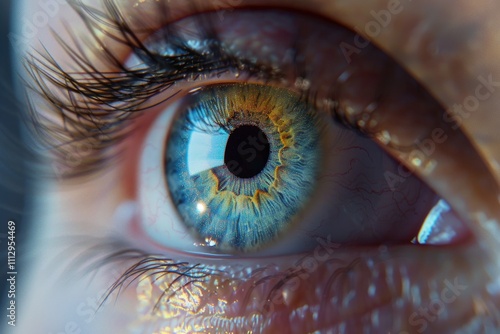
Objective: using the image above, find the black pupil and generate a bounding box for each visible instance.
[224,125,270,179]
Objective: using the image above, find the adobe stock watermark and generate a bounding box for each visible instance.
[340,0,412,64]
[385,74,500,191]
[399,277,468,333]
[50,119,115,179]
[213,0,243,22]
[51,140,97,179]
[47,268,122,334]
[260,235,341,316]
[9,0,68,53]
[225,127,269,177]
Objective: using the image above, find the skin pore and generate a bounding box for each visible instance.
[10,0,500,333]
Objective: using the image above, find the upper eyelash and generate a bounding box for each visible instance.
[23,0,284,178]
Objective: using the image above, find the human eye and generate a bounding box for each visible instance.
[9,0,500,333]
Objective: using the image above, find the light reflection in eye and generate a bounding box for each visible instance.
[417,199,469,245]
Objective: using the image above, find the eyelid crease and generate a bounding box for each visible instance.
[24,0,499,212]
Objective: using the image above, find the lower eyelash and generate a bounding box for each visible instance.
[74,235,367,320]
[104,256,219,312]
[53,225,489,332]
[61,238,217,312]
[96,246,323,317]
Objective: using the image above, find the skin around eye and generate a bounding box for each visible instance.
[9,0,500,334]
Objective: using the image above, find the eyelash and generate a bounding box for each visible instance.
[23,0,380,179]
[22,0,400,313]
[79,236,359,317]
[92,248,220,313]
[23,0,287,178]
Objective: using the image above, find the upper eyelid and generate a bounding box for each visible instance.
[321,0,500,177]
[21,3,288,178]
[20,2,488,184]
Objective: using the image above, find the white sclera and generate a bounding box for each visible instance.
[138,99,205,253]
[137,94,439,256]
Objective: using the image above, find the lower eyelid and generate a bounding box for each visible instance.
[86,239,489,333]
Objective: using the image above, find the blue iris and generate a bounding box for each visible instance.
[165,83,323,252]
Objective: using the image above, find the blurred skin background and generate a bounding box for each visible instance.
[0,0,29,321]
[2,0,500,333]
